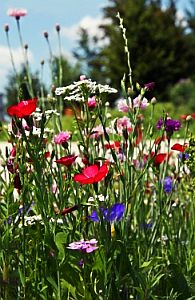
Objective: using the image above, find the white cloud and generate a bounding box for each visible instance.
[61,15,110,42]
[0,45,33,91]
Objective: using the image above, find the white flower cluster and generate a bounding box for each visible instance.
[55,78,117,102]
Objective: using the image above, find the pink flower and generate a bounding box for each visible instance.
[67,239,98,253]
[90,125,104,139]
[117,116,132,134]
[54,131,71,145]
[88,96,97,108]
[117,99,131,112]
[80,75,86,81]
[133,95,149,109]
[7,8,27,18]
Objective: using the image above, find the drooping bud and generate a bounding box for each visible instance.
[4,24,9,32]
[55,24,60,32]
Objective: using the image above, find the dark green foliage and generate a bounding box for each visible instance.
[4,65,46,107]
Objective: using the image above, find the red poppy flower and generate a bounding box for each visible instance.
[150,152,167,165]
[74,163,108,184]
[7,98,37,118]
[171,143,188,152]
[55,155,77,166]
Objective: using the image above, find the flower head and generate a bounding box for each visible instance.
[163,176,173,193]
[144,82,155,91]
[7,98,37,118]
[88,96,97,108]
[7,8,27,19]
[74,163,108,185]
[90,203,125,223]
[55,155,77,167]
[171,143,188,153]
[67,239,98,253]
[54,131,71,144]
[156,118,181,136]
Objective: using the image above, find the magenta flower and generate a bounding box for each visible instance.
[54,131,71,145]
[88,96,97,108]
[67,239,98,253]
[7,8,27,19]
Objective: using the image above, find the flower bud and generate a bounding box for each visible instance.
[4,24,9,32]
[151,97,157,105]
[186,115,192,121]
[55,24,60,32]
[43,31,48,38]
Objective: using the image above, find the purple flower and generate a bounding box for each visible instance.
[156,118,181,135]
[90,203,125,223]
[165,119,181,133]
[163,177,173,193]
[107,203,125,222]
[67,239,98,253]
[179,152,189,160]
[156,118,164,130]
[144,82,155,91]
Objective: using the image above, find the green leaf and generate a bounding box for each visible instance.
[139,257,163,270]
[55,232,66,261]
[61,279,76,298]
[46,276,58,291]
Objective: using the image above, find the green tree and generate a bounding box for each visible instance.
[100,0,195,101]
[4,65,47,107]
[73,28,106,83]
[51,55,81,88]
[74,0,195,103]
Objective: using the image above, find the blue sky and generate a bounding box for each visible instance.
[0,0,191,95]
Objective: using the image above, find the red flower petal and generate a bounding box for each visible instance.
[7,98,37,118]
[83,165,99,178]
[74,163,108,184]
[55,155,77,166]
[154,153,167,165]
[171,143,187,152]
[73,174,94,184]
[94,163,108,183]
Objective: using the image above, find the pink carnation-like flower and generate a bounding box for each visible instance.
[117,116,133,134]
[88,96,97,108]
[7,8,27,18]
[67,239,98,253]
[117,99,131,112]
[133,95,149,109]
[54,131,71,145]
[90,125,104,139]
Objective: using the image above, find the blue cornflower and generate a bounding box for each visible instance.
[163,176,173,193]
[178,152,189,160]
[90,203,125,223]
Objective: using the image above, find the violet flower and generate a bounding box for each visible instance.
[156,118,181,136]
[67,239,98,253]
[90,203,125,223]
[163,176,173,193]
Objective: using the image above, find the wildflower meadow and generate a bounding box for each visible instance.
[1,8,195,300]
